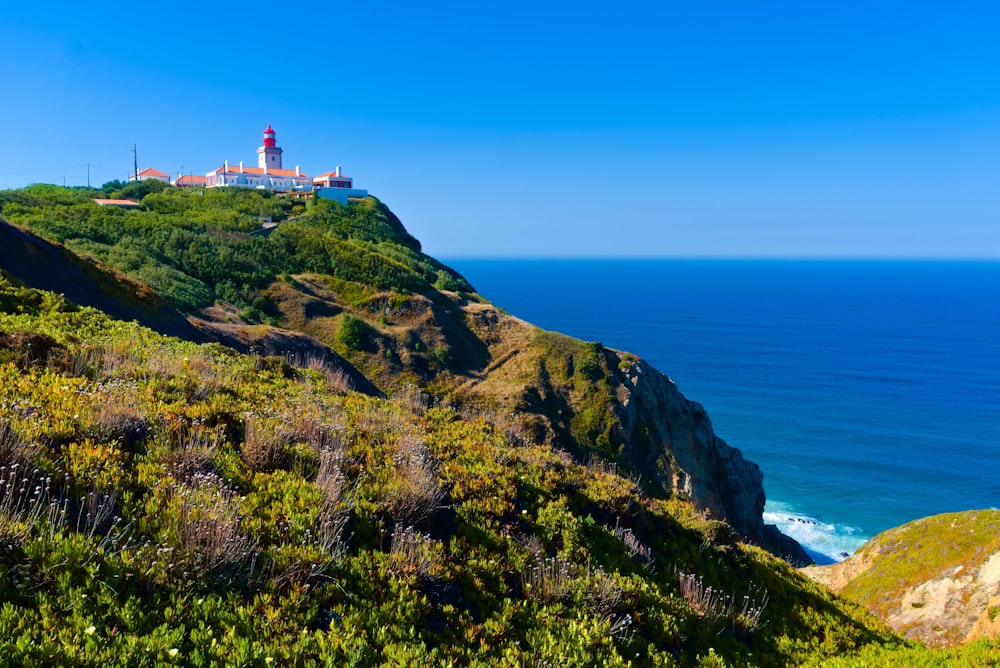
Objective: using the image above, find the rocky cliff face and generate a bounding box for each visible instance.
[609,355,809,561]
[453,301,810,562]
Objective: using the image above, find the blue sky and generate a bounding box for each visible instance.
[2,1,999,258]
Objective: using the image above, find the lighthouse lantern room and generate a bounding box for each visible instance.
[257,124,283,171]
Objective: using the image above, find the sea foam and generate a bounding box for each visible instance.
[764,500,868,565]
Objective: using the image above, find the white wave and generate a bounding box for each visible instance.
[764,500,868,565]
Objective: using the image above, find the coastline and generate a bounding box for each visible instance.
[445,258,1000,563]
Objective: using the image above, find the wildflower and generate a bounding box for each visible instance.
[84,626,96,635]
[167,648,179,657]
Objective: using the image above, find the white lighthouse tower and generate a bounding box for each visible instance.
[257,124,283,170]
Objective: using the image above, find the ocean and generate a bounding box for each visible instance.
[445,259,1000,564]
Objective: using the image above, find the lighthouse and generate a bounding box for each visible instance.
[257,124,283,171]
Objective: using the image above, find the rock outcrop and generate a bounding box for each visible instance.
[610,356,810,562]
[803,509,1000,646]
[454,301,810,562]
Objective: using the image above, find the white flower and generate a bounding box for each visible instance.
[84,626,96,635]
[167,648,179,657]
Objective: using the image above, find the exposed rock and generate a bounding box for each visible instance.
[802,509,1000,646]
[454,301,810,563]
[610,355,811,563]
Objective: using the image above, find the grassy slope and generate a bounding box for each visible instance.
[804,510,1000,648]
[3,185,997,664]
[0,278,903,666]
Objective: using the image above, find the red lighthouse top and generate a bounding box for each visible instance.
[263,124,276,148]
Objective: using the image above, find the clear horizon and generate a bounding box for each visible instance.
[3,1,999,259]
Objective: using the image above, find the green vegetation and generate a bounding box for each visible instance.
[337,314,372,351]
[803,636,1000,667]
[0,185,469,313]
[0,277,906,666]
[3,185,997,665]
[837,510,1000,620]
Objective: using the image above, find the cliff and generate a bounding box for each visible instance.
[12,183,1000,663]
[0,186,805,562]
[447,301,808,561]
[610,356,806,559]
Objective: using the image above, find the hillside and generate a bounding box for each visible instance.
[0,273,905,666]
[0,183,801,562]
[2,182,997,665]
[803,510,1000,647]
[0,208,201,341]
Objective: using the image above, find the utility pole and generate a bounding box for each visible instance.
[132,144,138,182]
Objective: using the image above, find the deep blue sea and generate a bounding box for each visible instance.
[445,260,1000,564]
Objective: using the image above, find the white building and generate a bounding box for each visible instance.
[130,167,171,183]
[205,161,312,191]
[205,125,365,198]
[314,166,368,203]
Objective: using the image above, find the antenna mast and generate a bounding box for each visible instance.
[132,144,138,182]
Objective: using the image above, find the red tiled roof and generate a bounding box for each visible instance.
[137,167,170,178]
[174,175,207,186]
[93,198,139,207]
[314,171,351,179]
[211,165,310,178]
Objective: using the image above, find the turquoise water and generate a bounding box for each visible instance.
[445,260,1000,564]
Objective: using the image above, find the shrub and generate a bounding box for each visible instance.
[337,314,371,351]
[387,525,441,579]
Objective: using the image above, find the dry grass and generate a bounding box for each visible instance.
[353,401,410,444]
[387,524,441,579]
[587,565,624,616]
[522,556,575,604]
[677,571,768,631]
[169,480,257,577]
[290,412,345,454]
[287,352,354,394]
[383,434,444,525]
[314,448,355,562]
[0,421,32,471]
[0,463,53,543]
[394,383,431,415]
[74,490,121,542]
[241,414,288,473]
[91,391,148,449]
[159,420,222,483]
[612,519,655,571]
